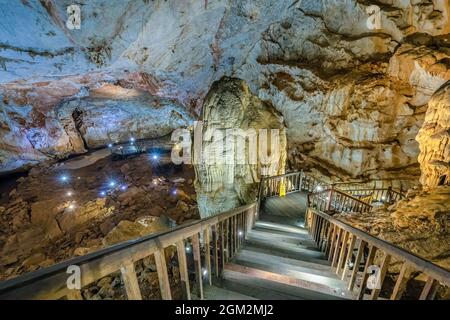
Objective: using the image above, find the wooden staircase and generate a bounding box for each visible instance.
[218,219,354,300]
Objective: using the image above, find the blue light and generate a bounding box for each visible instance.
[172,189,177,196]
[100,191,106,197]
[109,181,116,188]
[108,143,113,148]
[130,137,135,142]
[152,154,158,160]
[120,185,127,191]
[60,175,69,182]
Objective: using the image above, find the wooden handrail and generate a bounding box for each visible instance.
[0,203,256,300]
[306,208,450,299]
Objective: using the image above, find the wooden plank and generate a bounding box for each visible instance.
[341,235,356,280]
[219,222,225,275]
[192,233,204,299]
[120,261,142,300]
[370,252,391,300]
[419,276,436,300]
[327,225,337,260]
[66,290,83,300]
[154,250,172,300]
[357,245,377,300]
[348,240,365,291]
[230,216,235,258]
[390,263,411,300]
[176,240,191,300]
[336,231,349,275]
[203,228,212,286]
[213,224,219,277]
[331,228,343,267]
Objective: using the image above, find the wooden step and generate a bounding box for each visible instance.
[234,249,338,277]
[222,264,352,300]
[195,285,257,300]
[248,229,318,251]
[243,238,328,265]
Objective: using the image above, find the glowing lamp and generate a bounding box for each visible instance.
[60,175,69,182]
[100,191,106,197]
[120,185,127,191]
[109,181,116,188]
[238,230,243,237]
[108,143,113,148]
[66,191,73,197]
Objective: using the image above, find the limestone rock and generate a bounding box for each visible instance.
[416,82,450,189]
[102,217,169,246]
[194,77,287,217]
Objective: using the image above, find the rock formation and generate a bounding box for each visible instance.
[194,78,286,217]
[1,0,449,188]
[417,82,450,189]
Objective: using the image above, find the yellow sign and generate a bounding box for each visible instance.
[279,182,286,197]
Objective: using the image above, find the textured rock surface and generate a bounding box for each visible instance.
[417,82,450,189]
[0,152,198,280]
[194,78,286,217]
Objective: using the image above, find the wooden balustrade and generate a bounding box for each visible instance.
[305,208,450,300]
[307,188,373,214]
[0,204,257,300]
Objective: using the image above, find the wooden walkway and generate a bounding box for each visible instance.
[204,192,354,300]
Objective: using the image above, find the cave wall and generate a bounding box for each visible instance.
[1,0,450,187]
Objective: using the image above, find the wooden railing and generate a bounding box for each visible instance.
[0,204,256,300]
[307,188,373,214]
[337,187,404,204]
[305,208,450,300]
[259,170,327,199]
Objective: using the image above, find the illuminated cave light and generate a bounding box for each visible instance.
[120,185,127,191]
[238,230,244,237]
[202,268,208,276]
[185,245,191,253]
[100,191,107,197]
[108,143,113,148]
[66,191,73,197]
[60,175,69,183]
[109,181,117,188]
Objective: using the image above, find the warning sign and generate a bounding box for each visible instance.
[279,182,286,197]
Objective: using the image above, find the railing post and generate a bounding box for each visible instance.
[326,187,333,212]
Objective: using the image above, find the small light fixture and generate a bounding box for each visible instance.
[68,203,75,210]
[108,143,113,148]
[172,189,177,196]
[153,179,158,185]
[66,191,73,197]
[152,154,158,160]
[238,230,243,237]
[202,269,208,276]
[120,185,127,191]
[60,175,69,182]
[109,181,116,188]
[100,191,106,197]
[185,246,191,253]
[130,137,135,142]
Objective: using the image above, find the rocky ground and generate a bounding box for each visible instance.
[0,148,199,285]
